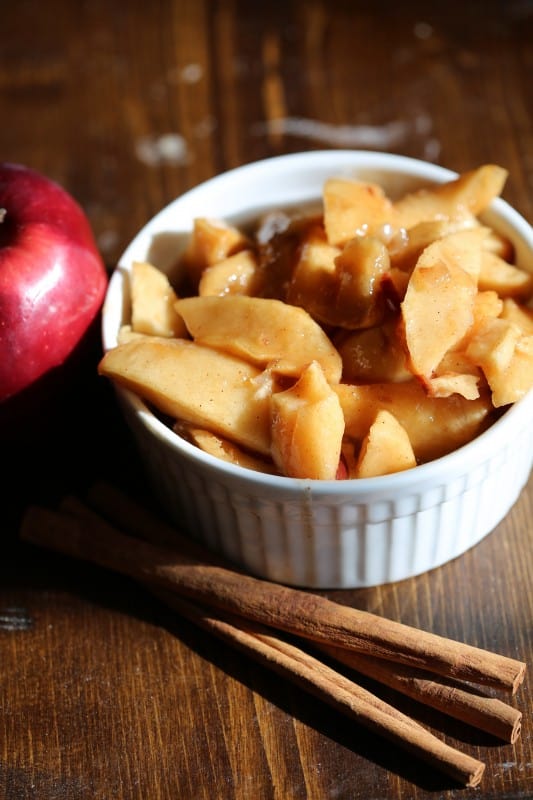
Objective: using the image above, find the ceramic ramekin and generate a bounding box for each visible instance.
[102,150,533,589]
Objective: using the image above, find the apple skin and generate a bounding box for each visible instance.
[0,162,108,404]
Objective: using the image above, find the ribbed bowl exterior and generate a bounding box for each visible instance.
[105,151,533,589]
[118,389,533,588]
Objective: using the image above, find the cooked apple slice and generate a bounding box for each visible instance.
[198,250,260,297]
[500,298,533,335]
[181,217,250,287]
[98,337,272,454]
[424,292,502,400]
[130,261,188,338]
[478,251,533,300]
[427,350,484,400]
[466,318,533,406]
[336,318,411,383]
[413,227,487,281]
[381,267,410,303]
[271,362,345,480]
[401,261,476,380]
[286,223,339,313]
[466,318,519,375]
[355,409,416,478]
[489,336,533,406]
[335,380,493,463]
[401,232,480,380]
[289,230,389,329]
[329,236,390,329]
[426,373,481,400]
[175,295,342,383]
[471,291,504,331]
[482,228,514,261]
[389,215,478,273]
[394,165,508,230]
[323,178,399,246]
[117,325,151,344]
[177,424,278,474]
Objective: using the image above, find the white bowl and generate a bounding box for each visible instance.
[102,150,533,589]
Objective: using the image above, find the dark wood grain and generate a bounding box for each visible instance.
[1,1,532,798]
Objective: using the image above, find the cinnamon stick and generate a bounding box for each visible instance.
[82,484,523,744]
[20,498,526,693]
[316,645,522,744]
[153,589,485,787]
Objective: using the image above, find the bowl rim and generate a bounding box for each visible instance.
[103,149,533,496]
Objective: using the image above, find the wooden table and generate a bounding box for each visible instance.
[1,1,532,797]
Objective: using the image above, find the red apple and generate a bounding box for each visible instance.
[0,162,108,405]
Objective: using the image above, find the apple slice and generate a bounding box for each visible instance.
[335,381,493,463]
[355,409,416,478]
[98,336,272,454]
[175,295,342,383]
[270,361,345,480]
[389,215,478,273]
[181,216,250,287]
[329,236,390,329]
[130,261,187,338]
[198,250,259,297]
[489,336,533,407]
[478,250,533,301]
[286,223,339,313]
[500,299,533,335]
[411,227,487,281]
[288,227,389,329]
[466,318,519,375]
[394,165,508,230]
[336,318,411,384]
[466,318,533,407]
[116,325,150,344]
[482,228,514,261]
[401,231,480,380]
[427,350,484,400]
[323,178,399,246]
[471,290,504,331]
[177,424,278,474]
[426,373,481,401]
